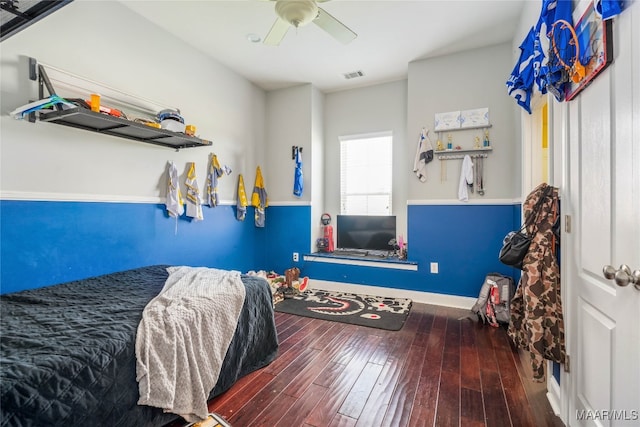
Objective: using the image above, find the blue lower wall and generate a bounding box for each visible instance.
[263,205,312,275]
[406,203,520,297]
[0,200,263,294]
[299,203,520,298]
[1,200,519,300]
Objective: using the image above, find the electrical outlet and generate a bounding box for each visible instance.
[430,262,438,274]
[293,252,299,262]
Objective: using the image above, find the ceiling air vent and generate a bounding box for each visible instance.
[343,70,364,80]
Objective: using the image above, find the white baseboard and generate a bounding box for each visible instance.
[308,279,476,309]
[546,369,562,416]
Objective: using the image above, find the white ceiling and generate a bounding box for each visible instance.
[118,0,525,93]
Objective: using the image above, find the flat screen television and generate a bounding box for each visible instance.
[336,215,396,251]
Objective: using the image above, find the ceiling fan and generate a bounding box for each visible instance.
[263,0,357,46]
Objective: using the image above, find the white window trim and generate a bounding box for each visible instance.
[339,130,393,216]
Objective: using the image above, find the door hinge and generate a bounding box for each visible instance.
[565,215,572,233]
[564,355,570,372]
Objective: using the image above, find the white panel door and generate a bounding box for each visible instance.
[566,3,640,426]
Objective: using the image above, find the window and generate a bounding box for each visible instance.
[340,132,392,215]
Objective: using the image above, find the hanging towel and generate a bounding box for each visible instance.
[185,162,204,221]
[251,166,268,228]
[205,154,224,207]
[413,128,434,182]
[236,174,248,221]
[166,161,184,218]
[293,148,303,197]
[458,155,474,202]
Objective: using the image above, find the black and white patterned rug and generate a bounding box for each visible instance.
[274,289,412,331]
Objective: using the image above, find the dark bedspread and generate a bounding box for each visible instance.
[0,265,279,427]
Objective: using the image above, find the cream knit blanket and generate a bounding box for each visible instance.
[136,266,246,422]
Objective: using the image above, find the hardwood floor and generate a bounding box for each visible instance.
[206,303,564,427]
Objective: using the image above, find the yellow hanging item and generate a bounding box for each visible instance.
[251,166,268,227]
[236,174,248,221]
[185,162,204,221]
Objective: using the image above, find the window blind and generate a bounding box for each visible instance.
[340,132,392,215]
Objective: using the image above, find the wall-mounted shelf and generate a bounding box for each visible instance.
[437,124,493,132]
[28,58,211,150]
[435,147,492,160]
[435,147,492,154]
[38,107,211,149]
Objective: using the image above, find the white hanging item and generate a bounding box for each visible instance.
[185,162,204,221]
[166,161,184,218]
[413,128,434,182]
[458,155,474,202]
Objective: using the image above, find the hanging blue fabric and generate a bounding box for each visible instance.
[537,0,576,102]
[293,147,303,197]
[595,0,626,20]
[506,27,537,114]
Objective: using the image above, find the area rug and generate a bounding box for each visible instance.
[274,289,412,331]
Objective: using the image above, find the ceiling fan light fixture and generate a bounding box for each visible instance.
[246,33,262,43]
[275,0,318,28]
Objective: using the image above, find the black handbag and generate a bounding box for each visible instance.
[499,230,531,270]
[499,185,553,270]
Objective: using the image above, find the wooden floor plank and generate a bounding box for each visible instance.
[305,334,382,427]
[441,317,461,373]
[353,356,409,427]
[479,369,512,427]
[283,327,356,398]
[227,346,322,426]
[380,343,428,427]
[197,302,564,427]
[460,386,486,427]
[329,413,358,427]
[263,319,331,375]
[338,361,384,418]
[209,371,275,420]
[313,360,349,388]
[460,319,482,391]
[434,370,461,427]
[491,330,538,427]
[281,383,331,426]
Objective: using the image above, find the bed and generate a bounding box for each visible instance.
[0,265,279,427]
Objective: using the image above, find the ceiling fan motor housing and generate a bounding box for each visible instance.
[275,0,319,28]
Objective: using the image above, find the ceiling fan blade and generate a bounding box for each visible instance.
[314,7,357,44]
[264,18,289,46]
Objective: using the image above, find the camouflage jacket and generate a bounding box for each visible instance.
[508,182,566,381]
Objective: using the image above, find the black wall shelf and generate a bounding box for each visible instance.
[29,58,211,150]
[38,107,211,149]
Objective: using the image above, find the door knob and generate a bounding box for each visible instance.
[603,264,640,290]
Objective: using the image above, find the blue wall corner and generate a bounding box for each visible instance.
[295,203,521,298]
[263,205,312,274]
[407,204,521,296]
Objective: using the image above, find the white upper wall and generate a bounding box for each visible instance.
[310,87,325,246]
[0,1,266,203]
[323,80,409,236]
[407,42,519,201]
[264,84,313,204]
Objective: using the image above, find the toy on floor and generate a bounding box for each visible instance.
[185,412,232,427]
[272,268,309,300]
